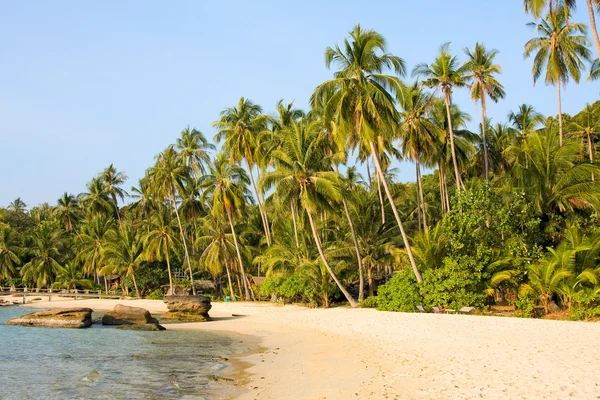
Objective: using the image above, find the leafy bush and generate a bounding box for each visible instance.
[359,296,379,309]
[569,292,600,321]
[146,290,164,300]
[375,271,423,312]
[513,294,535,318]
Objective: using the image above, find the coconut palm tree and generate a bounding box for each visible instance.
[51,264,93,290]
[508,104,545,140]
[524,8,592,146]
[100,164,128,223]
[312,24,423,283]
[130,176,154,227]
[75,215,114,289]
[0,224,20,280]
[199,152,254,300]
[20,222,64,288]
[413,43,468,193]
[261,119,358,307]
[148,147,196,294]
[144,207,181,295]
[56,193,80,233]
[102,226,145,297]
[80,177,114,218]
[568,103,600,167]
[213,98,272,246]
[8,198,27,213]
[463,43,506,180]
[174,126,214,179]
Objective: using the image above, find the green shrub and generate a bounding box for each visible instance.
[513,294,535,318]
[569,292,600,321]
[375,270,423,312]
[359,296,379,308]
[146,290,164,300]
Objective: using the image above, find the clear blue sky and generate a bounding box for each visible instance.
[1,1,598,207]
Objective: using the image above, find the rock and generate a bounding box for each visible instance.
[164,295,211,316]
[102,304,154,325]
[165,286,190,296]
[5,308,92,329]
[117,323,166,331]
[548,301,561,314]
[160,311,209,322]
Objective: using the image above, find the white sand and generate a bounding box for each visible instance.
[9,296,600,399]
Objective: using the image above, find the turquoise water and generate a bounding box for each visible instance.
[0,307,240,400]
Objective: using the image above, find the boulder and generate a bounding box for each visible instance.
[102,304,155,326]
[164,295,211,315]
[5,308,92,329]
[165,286,190,296]
[117,323,166,331]
[160,311,209,322]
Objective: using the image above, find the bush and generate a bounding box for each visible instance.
[513,294,535,318]
[359,296,379,309]
[375,271,423,312]
[569,292,600,321]
[146,290,164,300]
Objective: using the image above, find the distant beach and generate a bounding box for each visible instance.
[6,297,600,399]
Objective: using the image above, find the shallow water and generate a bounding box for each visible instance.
[0,307,239,400]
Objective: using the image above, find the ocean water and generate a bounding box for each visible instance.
[0,307,241,400]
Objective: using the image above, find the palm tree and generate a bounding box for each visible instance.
[312,24,423,283]
[524,8,592,146]
[508,104,545,140]
[200,152,254,300]
[100,164,128,222]
[213,98,272,246]
[0,224,20,280]
[568,104,600,167]
[144,207,181,295]
[75,215,114,286]
[261,119,358,307]
[174,126,214,179]
[80,177,114,217]
[464,43,506,180]
[56,193,80,233]
[148,147,196,295]
[20,223,64,288]
[102,226,145,297]
[51,264,93,290]
[130,176,154,226]
[413,43,468,193]
[8,198,27,213]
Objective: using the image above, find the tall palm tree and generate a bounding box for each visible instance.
[148,148,197,295]
[0,224,20,280]
[102,226,145,297]
[130,176,154,227]
[144,208,181,295]
[174,126,214,179]
[80,177,114,217]
[464,43,506,180]
[213,98,272,246]
[413,43,468,193]
[261,119,358,307]
[312,24,423,283]
[524,8,592,146]
[200,152,253,300]
[56,193,80,233]
[508,104,545,140]
[100,164,128,223]
[51,263,93,290]
[568,103,600,166]
[20,223,64,288]
[8,198,27,213]
[75,216,114,288]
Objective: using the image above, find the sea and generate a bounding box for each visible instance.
[0,306,244,400]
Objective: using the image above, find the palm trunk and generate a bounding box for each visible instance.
[131,270,140,298]
[165,248,174,295]
[588,130,595,182]
[439,162,447,214]
[247,160,271,246]
[366,157,372,190]
[443,167,451,212]
[291,203,300,248]
[343,198,365,302]
[377,175,386,224]
[557,84,563,147]
[227,209,251,300]
[416,155,427,230]
[444,93,463,192]
[236,273,244,300]
[367,266,374,297]
[480,92,489,180]
[306,211,358,307]
[171,190,196,296]
[369,140,423,283]
[255,164,273,244]
[225,261,236,300]
[586,0,600,58]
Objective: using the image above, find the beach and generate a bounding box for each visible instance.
[7,296,600,399]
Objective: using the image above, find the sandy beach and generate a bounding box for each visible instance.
[6,296,600,399]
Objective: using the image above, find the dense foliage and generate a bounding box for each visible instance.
[3,6,600,319]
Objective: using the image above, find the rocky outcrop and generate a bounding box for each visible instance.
[5,308,92,328]
[102,304,165,330]
[162,295,212,322]
[117,323,166,331]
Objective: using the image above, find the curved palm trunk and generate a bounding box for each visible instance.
[255,165,273,244]
[170,191,197,296]
[369,140,423,283]
[443,93,463,192]
[377,177,386,224]
[291,204,300,248]
[131,270,140,297]
[416,155,427,230]
[586,0,600,58]
[165,248,174,295]
[247,160,271,246]
[342,197,365,302]
[588,130,595,181]
[306,211,358,308]
[480,92,489,180]
[227,209,251,300]
[225,261,236,300]
[557,84,564,147]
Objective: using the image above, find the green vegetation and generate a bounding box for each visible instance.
[2,6,600,319]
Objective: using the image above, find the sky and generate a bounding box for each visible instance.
[1,1,598,207]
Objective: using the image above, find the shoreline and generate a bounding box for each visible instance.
[5,296,600,398]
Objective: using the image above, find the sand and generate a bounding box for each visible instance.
[7,296,600,399]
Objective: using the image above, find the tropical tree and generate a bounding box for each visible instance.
[0,224,20,281]
[51,264,93,290]
[20,223,64,288]
[200,152,253,300]
[524,7,592,146]
[8,198,27,213]
[464,42,506,180]
[102,226,145,297]
[508,104,545,140]
[144,208,181,295]
[568,103,600,167]
[213,97,272,246]
[148,147,196,294]
[80,177,114,217]
[174,126,214,179]
[312,24,423,283]
[56,192,80,232]
[100,164,128,223]
[75,216,114,286]
[414,43,468,192]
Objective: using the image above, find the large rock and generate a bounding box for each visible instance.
[102,304,155,326]
[117,323,166,331]
[162,295,211,322]
[5,308,92,329]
